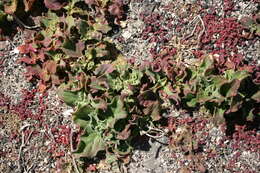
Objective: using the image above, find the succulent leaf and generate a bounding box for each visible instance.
[74,133,105,158]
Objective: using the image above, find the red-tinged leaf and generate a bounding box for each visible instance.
[92,98,107,110]
[197,163,206,173]
[151,61,162,72]
[86,164,97,172]
[143,101,161,121]
[44,0,66,10]
[51,75,60,85]
[94,64,115,75]
[23,0,36,12]
[227,95,243,113]
[40,37,52,48]
[36,50,46,62]
[168,93,181,105]
[84,0,97,6]
[25,65,41,81]
[4,0,18,14]
[178,167,191,173]
[108,3,123,16]
[44,60,57,74]
[38,82,47,93]
[219,79,240,98]
[19,57,35,64]
[18,44,37,54]
[117,124,131,140]
[40,69,50,82]
[225,61,235,69]
[238,65,254,73]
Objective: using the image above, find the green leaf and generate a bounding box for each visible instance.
[185,93,197,107]
[73,105,95,132]
[65,15,75,32]
[78,20,89,38]
[219,79,240,98]
[187,98,197,107]
[213,108,226,125]
[41,11,59,29]
[114,140,132,156]
[93,23,112,34]
[246,109,254,121]
[228,95,243,113]
[224,70,249,81]
[57,89,84,107]
[251,91,260,102]
[62,39,85,57]
[127,69,143,86]
[198,55,214,76]
[89,77,108,91]
[145,101,161,121]
[145,69,156,83]
[105,97,127,128]
[0,10,6,24]
[74,133,105,158]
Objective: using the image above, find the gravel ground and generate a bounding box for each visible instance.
[0,31,74,172]
[0,0,260,173]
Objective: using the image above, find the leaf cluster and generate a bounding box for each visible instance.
[15,0,260,167]
[18,0,125,92]
[177,55,259,124]
[240,14,260,39]
[58,62,169,159]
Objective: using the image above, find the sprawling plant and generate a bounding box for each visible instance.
[11,0,259,169]
[178,55,259,124]
[58,60,168,158]
[16,0,167,162]
[17,0,126,91]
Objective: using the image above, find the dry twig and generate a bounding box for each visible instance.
[70,127,80,173]
[12,14,41,30]
[18,124,31,172]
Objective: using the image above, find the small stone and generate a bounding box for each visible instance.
[0,41,8,50]
[120,21,128,28]
[122,31,132,40]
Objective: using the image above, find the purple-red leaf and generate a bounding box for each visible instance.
[108,2,123,17]
[44,0,66,10]
[84,0,96,5]
[43,60,57,74]
[18,44,37,54]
